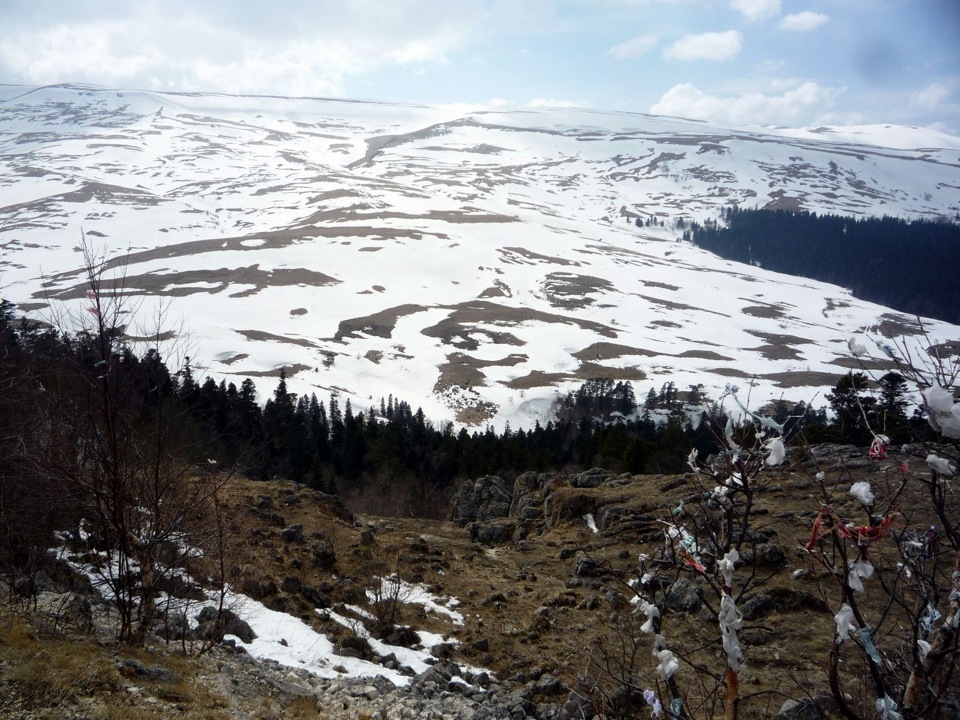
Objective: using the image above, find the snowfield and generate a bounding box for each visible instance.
[2,83,959,428]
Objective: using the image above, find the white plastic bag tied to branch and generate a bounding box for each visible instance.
[724,415,741,454]
[849,481,874,506]
[718,592,743,671]
[643,689,663,717]
[718,549,739,588]
[926,453,957,476]
[656,648,679,679]
[847,336,868,357]
[764,437,786,466]
[835,603,857,643]
[919,603,941,634]
[922,385,960,439]
[876,694,904,720]
[634,599,660,634]
[720,383,786,434]
[847,559,875,592]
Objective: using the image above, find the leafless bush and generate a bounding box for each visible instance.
[798,327,960,719]
[32,239,235,645]
[578,385,794,720]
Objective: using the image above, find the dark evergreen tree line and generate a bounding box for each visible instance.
[1,298,924,521]
[685,208,960,324]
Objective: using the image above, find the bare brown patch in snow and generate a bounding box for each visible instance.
[217,353,249,366]
[232,363,312,378]
[421,301,616,351]
[871,314,925,338]
[644,280,679,291]
[675,349,735,361]
[763,190,804,211]
[501,370,569,389]
[574,362,646,381]
[541,273,615,309]
[830,357,895,372]
[762,370,844,388]
[40,264,340,301]
[742,303,788,320]
[334,304,427,341]
[237,330,319,349]
[435,352,528,390]
[743,330,814,362]
[638,294,729,317]
[572,342,657,361]
[498,247,579,266]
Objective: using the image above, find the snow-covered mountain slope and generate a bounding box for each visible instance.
[2,83,959,428]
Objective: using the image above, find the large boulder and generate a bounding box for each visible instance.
[448,475,513,525]
[197,606,257,644]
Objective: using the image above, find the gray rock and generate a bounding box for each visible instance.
[604,590,628,611]
[449,475,513,524]
[740,592,776,620]
[280,575,302,593]
[740,542,786,567]
[281,524,304,543]
[118,658,181,683]
[197,606,257,644]
[573,551,599,577]
[665,578,701,613]
[533,674,564,695]
[469,521,517,545]
[300,584,331,609]
[560,690,595,719]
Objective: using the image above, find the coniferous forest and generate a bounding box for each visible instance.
[684,208,960,324]
[0,296,927,518]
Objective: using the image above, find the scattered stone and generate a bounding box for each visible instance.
[117,658,180,683]
[573,551,599,577]
[281,524,304,543]
[740,592,776,620]
[468,520,516,545]
[604,590,628,611]
[482,592,507,607]
[740,542,786,567]
[280,576,302,593]
[665,578,701,613]
[533,674,564,694]
[300,584,331,609]
[197,606,257,644]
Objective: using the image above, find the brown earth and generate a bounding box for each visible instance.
[2,446,952,719]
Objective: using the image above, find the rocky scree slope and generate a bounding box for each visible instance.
[5,444,957,718]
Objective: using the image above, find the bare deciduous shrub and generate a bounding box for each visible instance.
[23,240,237,646]
[582,329,959,720]
[798,329,960,719]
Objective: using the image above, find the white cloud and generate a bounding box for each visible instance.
[0,1,483,96]
[607,35,658,59]
[910,82,953,110]
[778,12,829,32]
[729,0,780,22]
[664,31,742,62]
[651,81,841,126]
[527,98,592,108]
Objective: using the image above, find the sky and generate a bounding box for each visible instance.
[1,0,959,133]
